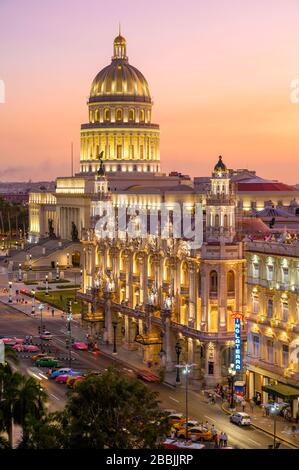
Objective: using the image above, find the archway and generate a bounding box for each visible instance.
[72,251,81,267]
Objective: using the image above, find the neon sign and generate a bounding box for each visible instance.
[232,312,243,371]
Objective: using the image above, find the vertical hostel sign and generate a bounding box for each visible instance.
[232,312,243,371]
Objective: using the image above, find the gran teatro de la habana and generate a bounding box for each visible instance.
[26,33,299,417]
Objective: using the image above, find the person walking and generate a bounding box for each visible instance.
[241,399,246,412]
[223,432,228,447]
[219,432,224,447]
[249,399,255,414]
[205,420,209,431]
[52,308,55,317]
[211,424,217,442]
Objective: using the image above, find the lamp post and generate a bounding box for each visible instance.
[18,263,22,282]
[112,320,118,354]
[45,275,49,296]
[31,290,35,314]
[56,261,59,280]
[270,404,279,449]
[66,300,73,368]
[66,253,70,269]
[175,363,196,441]
[29,254,32,270]
[38,304,45,353]
[80,269,83,289]
[8,281,12,303]
[228,363,236,410]
[175,341,182,383]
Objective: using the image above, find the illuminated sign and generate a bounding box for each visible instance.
[232,312,243,372]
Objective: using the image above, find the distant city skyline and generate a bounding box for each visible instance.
[0,0,299,183]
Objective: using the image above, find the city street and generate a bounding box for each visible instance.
[0,299,294,449]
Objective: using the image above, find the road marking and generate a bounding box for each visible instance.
[247,437,262,446]
[169,396,180,403]
[50,394,60,401]
[55,338,65,344]
[38,373,49,380]
[205,416,216,422]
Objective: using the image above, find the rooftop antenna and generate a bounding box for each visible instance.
[71,142,74,177]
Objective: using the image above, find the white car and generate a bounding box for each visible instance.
[40,331,53,340]
[230,412,251,426]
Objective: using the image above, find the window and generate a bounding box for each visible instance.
[253,335,260,357]
[104,109,110,122]
[252,296,259,314]
[215,214,220,227]
[94,109,99,122]
[139,109,145,122]
[267,299,273,318]
[210,270,218,294]
[128,109,135,122]
[133,164,137,171]
[253,262,259,279]
[282,301,288,322]
[224,214,228,227]
[282,267,289,285]
[116,109,122,122]
[129,145,134,158]
[282,344,289,368]
[227,270,235,294]
[267,340,274,363]
[267,264,274,281]
[89,110,94,123]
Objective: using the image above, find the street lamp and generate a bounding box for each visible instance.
[8,281,12,303]
[18,263,22,282]
[112,320,118,354]
[45,275,49,296]
[175,363,196,441]
[38,304,45,353]
[270,404,279,449]
[66,253,70,269]
[175,341,182,383]
[80,269,83,289]
[29,254,32,270]
[56,261,59,280]
[31,289,35,314]
[228,363,236,410]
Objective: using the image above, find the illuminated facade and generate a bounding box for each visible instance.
[245,240,299,416]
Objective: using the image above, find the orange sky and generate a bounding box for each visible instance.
[0,0,299,183]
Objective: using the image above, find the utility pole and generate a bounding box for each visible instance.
[67,300,73,368]
[175,363,196,440]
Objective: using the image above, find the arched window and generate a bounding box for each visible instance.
[94,109,99,122]
[147,110,151,122]
[129,109,135,122]
[224,214,228,228]
[215,214,220,227]
[104,109,110,122]
[227,270,235,294]
[116,109,122,122]
[89,110,94,123]
[139,109,145,122]
[210,270,218,294]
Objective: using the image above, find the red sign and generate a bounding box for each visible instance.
[231,312,244,320]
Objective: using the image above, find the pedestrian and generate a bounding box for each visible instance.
[211,424,217,441]
[205,420,209,431]
[29,335,33,344]
[223,432,228,447]
[241,399,246,412]
[52,308,55,317]
[250,399,255,414]
[219,432,224,447]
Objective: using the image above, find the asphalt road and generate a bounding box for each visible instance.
[0,300,293,449]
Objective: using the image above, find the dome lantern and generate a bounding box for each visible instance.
[113,33,127,61]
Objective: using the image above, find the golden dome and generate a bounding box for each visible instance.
[89,35,151,103]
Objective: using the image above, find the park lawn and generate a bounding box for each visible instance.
[35,289,84,314]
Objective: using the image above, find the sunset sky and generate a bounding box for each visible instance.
[0,0,299,183]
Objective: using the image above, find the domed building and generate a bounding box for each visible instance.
[80,34,160,174]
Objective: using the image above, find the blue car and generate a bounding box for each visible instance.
[50,368,81,379]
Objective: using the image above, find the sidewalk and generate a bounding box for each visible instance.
[222,399,299,448]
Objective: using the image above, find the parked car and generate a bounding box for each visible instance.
[72,341,88,351]
[136,369,160,382]
[230,412,251,426]
[36,357,59,368]
[66,375,85,388]
[40,331,53,340]
[31,353,52,362]
[13,344,39,352]
[2,337,24,345]
[50,367,81,379]
[167,412,184,425]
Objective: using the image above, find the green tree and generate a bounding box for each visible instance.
[58,368,170,449]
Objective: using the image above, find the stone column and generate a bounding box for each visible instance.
[188,262,196,325]
[201,269,208,330]
[104,291,113,343]
[138,254,145,305]
[204,342,222,387]
[219,263,227,330]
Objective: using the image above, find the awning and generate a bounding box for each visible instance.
[262,383,299,400]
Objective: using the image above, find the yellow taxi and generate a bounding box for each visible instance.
[172,419,198,432]
[176,425,213,442]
